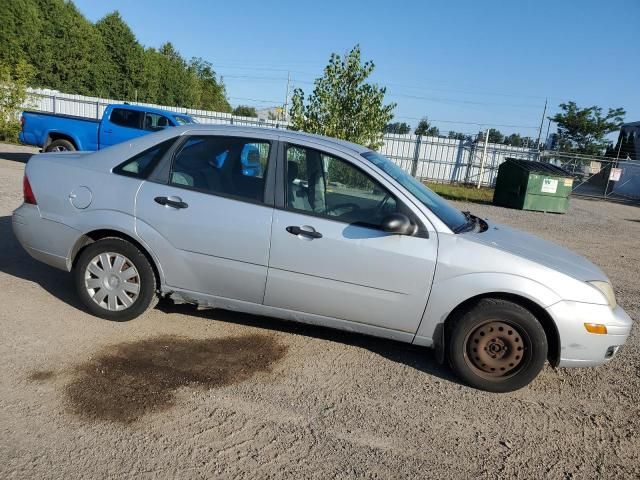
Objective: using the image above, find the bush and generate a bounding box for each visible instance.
[0,60,33,143]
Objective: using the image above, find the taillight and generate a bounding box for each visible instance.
[20,115,25,130]
[23,175,37,204]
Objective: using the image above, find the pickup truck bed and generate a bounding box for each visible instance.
[20,111,100,151]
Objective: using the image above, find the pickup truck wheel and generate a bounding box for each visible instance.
[46,139,76,152]
[74,238,157,322]
[447,298,547,393]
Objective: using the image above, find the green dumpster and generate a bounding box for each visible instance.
[493,158,573,213]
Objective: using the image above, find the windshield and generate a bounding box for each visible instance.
[362,151,468,232]
[174,115,195,125]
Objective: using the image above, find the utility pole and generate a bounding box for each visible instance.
[544,118,551,149]
[477,128,491,189]
[536,98,547,150]
[282,71,291,123]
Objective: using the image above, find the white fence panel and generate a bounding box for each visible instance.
[22,87,541,186]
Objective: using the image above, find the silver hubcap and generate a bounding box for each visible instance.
[50,145,68,152]
[84,252,140,311]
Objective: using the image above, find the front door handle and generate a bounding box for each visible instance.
[286,225,322,239]
[154,196,188,209]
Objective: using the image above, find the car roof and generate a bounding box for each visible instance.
[173,124,371,155]
[110,103,193,118]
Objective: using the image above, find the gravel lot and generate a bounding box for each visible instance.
[1,143,639,479]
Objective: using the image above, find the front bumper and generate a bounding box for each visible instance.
[12,204,80,272]
[548,300,633,367]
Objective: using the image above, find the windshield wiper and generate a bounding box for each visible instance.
[453,211,476,233]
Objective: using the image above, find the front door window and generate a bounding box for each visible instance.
[285,145,398,228]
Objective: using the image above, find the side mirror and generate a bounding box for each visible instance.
[381,213,417,236]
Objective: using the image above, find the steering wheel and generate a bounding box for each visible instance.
[326,202,361,217]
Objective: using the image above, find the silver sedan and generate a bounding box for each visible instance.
[12,125,632,392]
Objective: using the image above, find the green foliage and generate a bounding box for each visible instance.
[475,129,507,144]
[0,0,231,111]
[232,105,258,117]
[551,101,625,155]
[290,45,395,149]
[384,122,411,134]
[447,131,471,141]
[414,117,440,137]
[95,12,143,100]
[0,59,34,141]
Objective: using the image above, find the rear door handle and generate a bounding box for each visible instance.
[286,225,322,239]
[154,196,188,209]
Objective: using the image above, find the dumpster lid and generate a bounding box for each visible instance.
[505,158,569,175]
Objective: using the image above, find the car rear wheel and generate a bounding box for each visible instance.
[46,139,76,152]
[74,237,157,321]
[447,298,547,393]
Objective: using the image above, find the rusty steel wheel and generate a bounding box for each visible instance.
[448,298,547,392]
[464,321,528,378]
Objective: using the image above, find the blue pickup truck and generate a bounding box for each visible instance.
[19,104,195,152]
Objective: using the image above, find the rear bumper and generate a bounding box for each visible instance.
[548,300,633,367]
[12,204,80,271]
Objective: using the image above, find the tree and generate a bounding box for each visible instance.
[95,12,144,100]
[290,45,395,149]
[384,122,411,134]
[414,117,439,137]
[447,131,470,141]
[232,105,258,117]
[503,133,522,147]
[551,101,625,155]
[0,59,34,141]
[188,57,231,112]
[0,0,232,111]
[476,129,504,144]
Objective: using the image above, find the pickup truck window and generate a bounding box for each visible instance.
[110,108,144,129]
[144,113,170,131]
[174,115,195,125]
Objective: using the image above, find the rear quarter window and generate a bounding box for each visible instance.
[113,139,176,179]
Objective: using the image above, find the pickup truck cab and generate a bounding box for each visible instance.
[19,104,195,152]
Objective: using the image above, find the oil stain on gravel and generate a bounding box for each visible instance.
[64,334,287,424]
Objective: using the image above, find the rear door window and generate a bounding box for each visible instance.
[110,108,144,129]
[169,135,271,203]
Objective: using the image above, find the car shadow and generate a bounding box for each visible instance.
[0,216,83,309]
[0,152,36,164]
[0,215,460,387]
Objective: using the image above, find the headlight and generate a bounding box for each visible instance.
[588,281,617,308]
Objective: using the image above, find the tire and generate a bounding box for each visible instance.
[46,139,76,152]
[74,237,157,322]
[447,298,547,393]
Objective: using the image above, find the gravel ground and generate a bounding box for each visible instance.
[1,144,639,479]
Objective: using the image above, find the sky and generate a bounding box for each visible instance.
[74,0,639,139]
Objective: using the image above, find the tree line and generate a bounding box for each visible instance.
[0,0,231,112]
[0,0,627,157]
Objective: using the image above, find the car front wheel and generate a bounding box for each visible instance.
[447,298,548,393]
[74,237,157,321]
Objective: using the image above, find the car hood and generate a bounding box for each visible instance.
[465,220,608,283]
